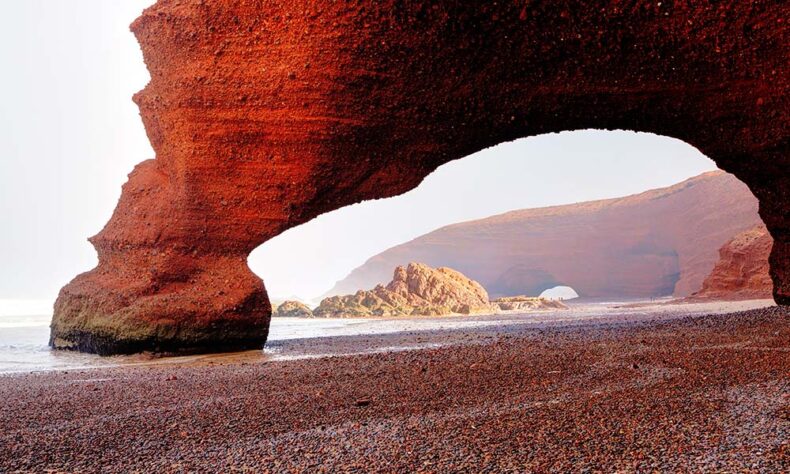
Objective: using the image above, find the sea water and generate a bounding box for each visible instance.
[0,310,526,374]
[0,298,773,374]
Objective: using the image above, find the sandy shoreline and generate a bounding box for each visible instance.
[0,301,787,472]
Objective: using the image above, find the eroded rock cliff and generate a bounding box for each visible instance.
[330,172,764,299]
[52,1,789,354]
[492,297,568,312]
[692,226,774,300]
[273,300,314,318]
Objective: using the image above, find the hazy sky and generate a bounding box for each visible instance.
[252,132,715,301]
[0,1,717,307]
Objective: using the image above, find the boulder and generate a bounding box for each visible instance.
[329,172,764,300]
[273,300,314,318]
[385,263,492,314]
[50,1,789,355]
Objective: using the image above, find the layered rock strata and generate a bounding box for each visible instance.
[52,1,789,354]
[330,172,763,299]
[492,297,569,312]
[692,226,774,300]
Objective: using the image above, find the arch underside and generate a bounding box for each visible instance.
[50,0,789,354]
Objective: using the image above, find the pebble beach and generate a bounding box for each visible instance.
[0,302,787,472]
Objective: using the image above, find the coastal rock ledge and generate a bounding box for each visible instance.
[51,1,788,354]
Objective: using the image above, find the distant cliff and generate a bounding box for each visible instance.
[328,172,763,299]
[691,226,773,300]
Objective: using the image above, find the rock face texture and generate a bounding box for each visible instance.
[273,300,314,318]
[314,263,493,318]
[692,226,774,300]
[52,1,789,354]
[330,172,764,299]
[492,297,568,312]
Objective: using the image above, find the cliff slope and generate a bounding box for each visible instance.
[329,172,763,299]
[692,226,773,300]
[273,301,314,318]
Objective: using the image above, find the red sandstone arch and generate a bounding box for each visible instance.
[50,1,789,354]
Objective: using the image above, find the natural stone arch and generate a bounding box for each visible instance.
[539,286,580,301]
[51,0,789,355]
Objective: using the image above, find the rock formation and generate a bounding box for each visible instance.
[273,300,314,318]
[492,297,568,312]
[314,288,414,318]
[314,263,570,317]
[52,1,789,354]
[314,263,494,318]
[386,263,492,314]
[691,226,774,300]
[330,172,764,299]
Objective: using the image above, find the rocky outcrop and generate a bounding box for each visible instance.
[273,301,314,318]
[314,263,494,318]
[313,288,414,318]
[492,297,568,312]
[52,1,788,354]
[692,226,774,300]
[330,172,764,300]
[386,263,492,314]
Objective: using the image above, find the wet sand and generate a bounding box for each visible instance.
[0,303,787,472]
